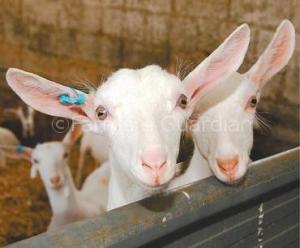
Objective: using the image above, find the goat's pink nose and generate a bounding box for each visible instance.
[50,175,61,186]
[217,156,239,174]
[141,150,167,177]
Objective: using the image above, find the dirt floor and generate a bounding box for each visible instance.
[0,159,50,245]
[0,145,97,246]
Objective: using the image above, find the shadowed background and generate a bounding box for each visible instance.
[0,0,299,245]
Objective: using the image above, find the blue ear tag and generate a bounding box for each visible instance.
[16,144,25,154]
[59,89,86,106]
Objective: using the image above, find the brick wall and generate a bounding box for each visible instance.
[0,0,299,144]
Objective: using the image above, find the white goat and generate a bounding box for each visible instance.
[170,20,296,188]
[0,127,20,167]
[5,24,250,210]
[0,125,108,230]
[5,105,35,138]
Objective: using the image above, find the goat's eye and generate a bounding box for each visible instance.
[63,152,69,159]
[33,158,39,164]
[96,106,108,120]
[177,94,188,109]
[247,96,258,109]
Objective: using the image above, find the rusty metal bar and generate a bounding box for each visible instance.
[8,147,299,248]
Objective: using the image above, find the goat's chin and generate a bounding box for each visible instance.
[49,184,64,190]
[210,156,250,185]
[141,183,167,191]
[132,175,171,191]
[214,167,248,185]
[129,167,175,191]
[220,171,248,185]
[48,182,65,190]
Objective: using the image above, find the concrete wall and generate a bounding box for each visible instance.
[0,0,299,144]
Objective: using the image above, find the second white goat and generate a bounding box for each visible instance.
[0,125,108,230]
[170,20,296,189]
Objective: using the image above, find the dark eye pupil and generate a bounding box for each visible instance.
[181,99,187,105]
[177,94,188,109]
[249,97,257,108]
[96,106,108,120]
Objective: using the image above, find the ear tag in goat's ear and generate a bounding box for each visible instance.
[59,89,86,106]
[16,144,25,154]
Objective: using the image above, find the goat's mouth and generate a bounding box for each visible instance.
[49,182,64,189]
[219,167,238,177]
[218,165,249,185]
[146,181,169,189]
[134,175,170,190]
[215,168,246,185]
[141,183,168,192]
[224,172,247,186]
[130,165,173,190]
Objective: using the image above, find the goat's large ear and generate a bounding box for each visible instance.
[183,24,250,107]
[0,145,32,161]
[63,124,82,147]
[246,20,295,90]
[6,68,95,121]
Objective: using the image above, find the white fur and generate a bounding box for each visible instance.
[172,20,296,185]
[189,73,254,184]
[33,142,105,230]
[192,20,295,184]
[76,131,109,186]
[169,149,212,190]
[0,127,20,167]
[97,66,188,209]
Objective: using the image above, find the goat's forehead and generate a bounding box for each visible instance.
[224,74,256,100]
[33,142,65,156]
[95,66,182,106]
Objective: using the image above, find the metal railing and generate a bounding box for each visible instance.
[9,147,299,248]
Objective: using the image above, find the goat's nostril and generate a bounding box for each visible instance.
[141,149,167,172]
[159,161,167,169]
[142,160,167,171]
[142,161,167,170]
[217,156,239,173]
[142,163,152,169]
